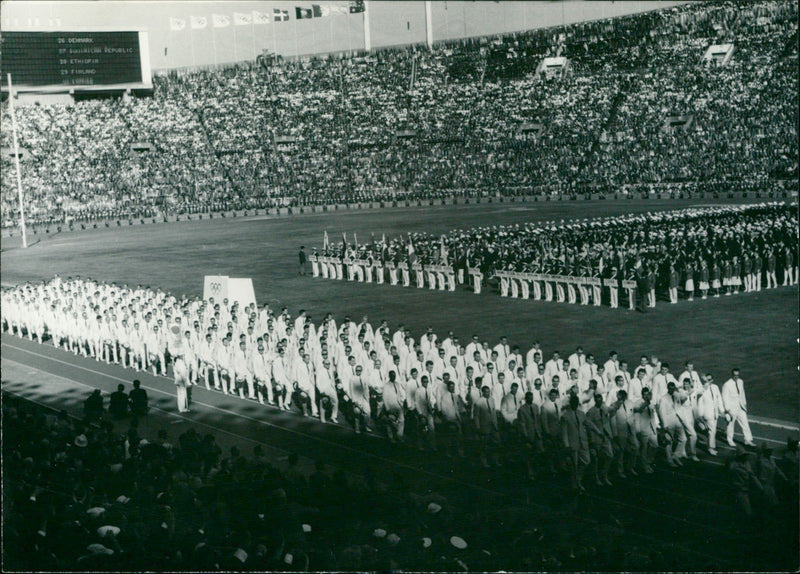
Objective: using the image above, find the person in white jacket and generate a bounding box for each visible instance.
[232,341,254,399]
[695,373,725,455]
[214,337,234,395]
[348,364,371,434]
[721,368,755,447]
[250,344,273,404]
[271,346,292,410]
[315,359,339,423]
[293,353,318,417]
[168,325,191,413]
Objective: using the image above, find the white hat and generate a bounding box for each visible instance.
[302,524,312,533]
[87,543,114,556]
[115,495,130,504]
[450,536,467,549]
[422,537,432,548]
[86,507,106,517]
[387,533,401,546]
[97,525,120,538]
[427,502,442,514]
[373,528,387,538]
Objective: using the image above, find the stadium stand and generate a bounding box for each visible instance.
[1,0,797,227]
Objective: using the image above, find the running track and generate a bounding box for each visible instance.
[2,333,798,571]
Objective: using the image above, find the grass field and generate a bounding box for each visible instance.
[2,198,797,421]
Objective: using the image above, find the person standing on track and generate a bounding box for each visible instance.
[722,368,755,447]
[129,379,149,417]
[298,246,308,275]
[169,324,191,413]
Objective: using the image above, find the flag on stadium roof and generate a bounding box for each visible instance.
[330,3,349,15]
[252,10,270,24]
[190,15,207,29]
[169,17,186,31]
[296,7,313,20]
[234,12,252,26]
[212,14,230,28]
[349,0,365,14]
[274,8,290,21]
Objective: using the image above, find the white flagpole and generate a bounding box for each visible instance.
[190,26,196,68]
[363,1,371,52]
[211,24,218,66]
[233,19,238,61]
[7,74,28,248]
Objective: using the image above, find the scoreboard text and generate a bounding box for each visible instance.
[1,32,144,88]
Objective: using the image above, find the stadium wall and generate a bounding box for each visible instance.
[2,1,692,71]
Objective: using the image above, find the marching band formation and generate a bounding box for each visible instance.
[3,275,759,488]
[310,203,798,309]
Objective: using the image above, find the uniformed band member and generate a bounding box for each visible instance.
[311,204,795,309]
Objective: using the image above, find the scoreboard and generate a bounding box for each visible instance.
[1,31,152,91]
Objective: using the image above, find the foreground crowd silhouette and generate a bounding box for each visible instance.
[8,390,796,572]
[1,0,797,227]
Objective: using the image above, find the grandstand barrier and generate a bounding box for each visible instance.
[0,191,790,239]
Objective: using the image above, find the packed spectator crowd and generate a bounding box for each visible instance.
[1,0,797,226]
[314,203,799,304]
[0,275,784,487]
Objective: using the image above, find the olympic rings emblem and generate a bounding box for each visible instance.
[209,282,222,293]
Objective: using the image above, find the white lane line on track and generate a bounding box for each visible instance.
[1,362,293,456]
[1,345,504,496]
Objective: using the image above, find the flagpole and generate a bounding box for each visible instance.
[251,19,256,61]
[233,18,238,61]
[363,1,371,52]
[190,25,196,68]
[294,13,299,58]
[211,24,218,66]
[7,74,28,248]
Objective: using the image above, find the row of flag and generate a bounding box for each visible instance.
[168,2,364,31]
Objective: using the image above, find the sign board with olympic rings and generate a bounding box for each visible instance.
[203,275,229,302]
[203,275,257,309]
